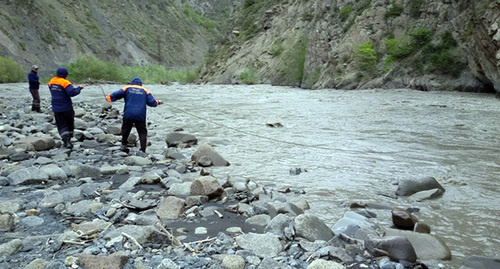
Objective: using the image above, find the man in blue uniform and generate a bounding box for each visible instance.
[28,65,41,112]
[106,77,162,155]
[48,67,85,149]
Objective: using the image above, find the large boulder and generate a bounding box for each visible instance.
[165,132,197,147]
[396,176,445,196]
[191,143,230,167]
[12,137,56,151]
[384,229,452,260]
[294,214,335,242]
[365,235,417,262]
[190,176,224,198]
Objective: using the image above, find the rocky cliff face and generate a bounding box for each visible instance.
[0,0,220,77]
[199,0,499,92]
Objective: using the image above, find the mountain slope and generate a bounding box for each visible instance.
[198,0,499,92]
[0,0,221,77]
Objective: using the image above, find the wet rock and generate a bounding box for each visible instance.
[331,211,378,239]
[384,229,452,260]
[191,143,230,167]
[190,176,223,198]
[395,177,445,196]
[365,234,417,262]
[20,216,44,227]
[391,208,418,230]
[413,222,431,234]
[165,132,198,147]
[295,214,335,242]
[460,255,500,269]
[408,188,444,201]
[235,233,283,258]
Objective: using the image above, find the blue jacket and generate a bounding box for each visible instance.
[48,67,82,112]
[28,70,40,89]
[106,77,159,121]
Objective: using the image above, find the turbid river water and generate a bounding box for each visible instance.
[6,83,500,267]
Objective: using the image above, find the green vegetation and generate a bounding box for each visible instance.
[385,3,404,18]
[182,4,217,32]
[383,29,464,77]
[276,32,308,86]
[339,5,353,22]
[238,0,279,41]
[64,55,198,84]
[339,0,371,32]
[0,56,25,83]
[269,38,284,57]
[354,42,377,73]
[19,42,26,51]
[410,0,424,18]
[240,64,259,84]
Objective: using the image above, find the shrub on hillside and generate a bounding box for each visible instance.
[0,56,25,83]
[355,42,377,73]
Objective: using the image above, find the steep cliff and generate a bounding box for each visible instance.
[0,0,220,77]
[199,0,499,92]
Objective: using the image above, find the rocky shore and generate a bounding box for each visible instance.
[0,92,497,269]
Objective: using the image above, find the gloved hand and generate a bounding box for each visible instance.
[157,100,164,105]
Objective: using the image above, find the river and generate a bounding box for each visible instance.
[9,83,500,267]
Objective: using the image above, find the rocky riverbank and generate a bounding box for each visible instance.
[0,91,497,269]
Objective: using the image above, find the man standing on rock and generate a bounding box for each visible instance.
[48,67,85,149]
[106,77,162,156]
[28,65,41,112]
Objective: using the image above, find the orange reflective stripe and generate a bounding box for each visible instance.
[106,94,112,102]
[123,85,150,94]
[48,77,72,88]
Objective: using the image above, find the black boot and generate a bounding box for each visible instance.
[63,137,73,149]
[120,144,129,153]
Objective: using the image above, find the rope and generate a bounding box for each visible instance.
[162,103,334,151]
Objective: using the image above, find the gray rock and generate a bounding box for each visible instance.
[258,257,287,269]
[168,182,192,196]
[40,164,68,181]
[307,259,345,269]
[221,255,245,269]
[119,176,142,191]
[408,188,444,201]
[8,167,49,185]
[396,176,445,196]
[264,214,293,238]
[0,201,20,214]
[191,143,230,167]
[392,208,418,230]
[294,214,334,242]
[20,216,44,227]
[157,196,185,220]
[460,255,500,269]
[158,258,180,269]
[0,238,23,257]
[165,132,198,147]
[0,214,14,232]
[235,233,283,258]
[385,229,452,260]
[190,176,223,198]
[245,214,271,227]
[365,234,417,262]
[12,136,56,151]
